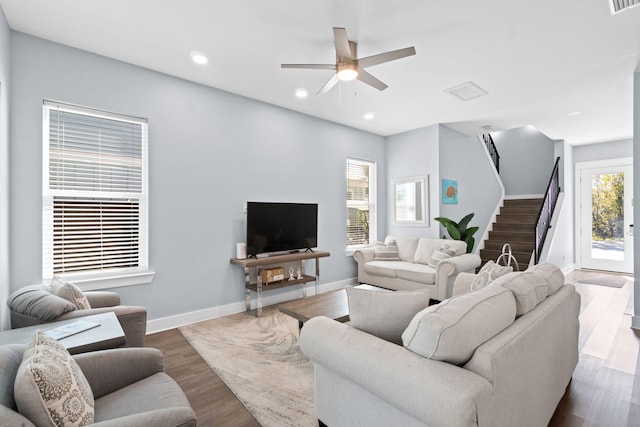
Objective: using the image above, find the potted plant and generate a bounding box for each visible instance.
[434,213,479,253]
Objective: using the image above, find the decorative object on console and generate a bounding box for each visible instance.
[236,243,247,259]
[261,267,285,285]
[288,267,295,281]
[296,268,302,280]
[434,212,479,253]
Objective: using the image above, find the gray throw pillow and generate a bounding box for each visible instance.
[374,241,400,261]
[427,244,457,268]
[346,287,430,345]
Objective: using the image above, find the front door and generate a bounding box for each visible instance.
[578,161,633,273]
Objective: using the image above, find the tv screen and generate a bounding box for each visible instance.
[246,202,318,256]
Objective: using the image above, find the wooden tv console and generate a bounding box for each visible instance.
[230,250,330,317]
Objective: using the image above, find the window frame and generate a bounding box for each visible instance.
[346,157,377,252]
[42,100,153,290]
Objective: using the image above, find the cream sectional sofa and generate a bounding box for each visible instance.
[353,236,481,300]
[301,263,580,427]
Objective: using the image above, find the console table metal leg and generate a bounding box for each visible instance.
[315,258,320,295]
[244,267,251,312]
[256,267,263,317]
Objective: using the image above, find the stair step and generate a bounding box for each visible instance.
[492,223,535,233]
[500,206,540,216]
[480,248,532,265]
[503,198,543,208]
[489,230,535,243]
[496,214,538,224]
[484,240,535,252]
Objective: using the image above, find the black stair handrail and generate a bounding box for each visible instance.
[482,133,500,173]
[534,157,561,264]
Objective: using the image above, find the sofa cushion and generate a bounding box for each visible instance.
[8,286,76,322]
[50,277,91,310]
[396,264,436,284]
[525,263,564,295]
[14,331,95,426]
[386,236,419,262]
[470,260,513,291]
[346,287,430,345]
[496,271,549,316]
[402,286,516,365]
[427,245,457,268]
[374,242,400,261]
[364,261,407,278]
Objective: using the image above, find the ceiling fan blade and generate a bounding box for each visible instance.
[281,64,336,70]
[356,69,388,91]
[333,27,354,61]
[358,46,416,69]
[317,74,339,95]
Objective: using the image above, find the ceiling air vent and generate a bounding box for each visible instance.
[610,0,640,14]
[444,81,488,101]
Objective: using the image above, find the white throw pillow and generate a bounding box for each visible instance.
[427,244,457,268]
[347,287,430,345]
[470,260,513,291]
[50,277,91,310]
[498,271,549,316]
[14,331,95,426]
[402,286,516,365]
[374,241,400,261]
[525,263,564,295]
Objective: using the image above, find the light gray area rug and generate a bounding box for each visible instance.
[179,308,315,427]
[575,271,628,288]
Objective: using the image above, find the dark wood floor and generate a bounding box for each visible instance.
[147,270,640,426]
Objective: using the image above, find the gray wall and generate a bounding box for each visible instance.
[385,125,440,238]
[438,125,502,252]
[9,32,386,320]
[492,126,556,196]
[0,7,10,330]
[573,138,632,163]
[634,71,640,330]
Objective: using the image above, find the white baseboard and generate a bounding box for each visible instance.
[561,264,576,275]
[146,277,357,334]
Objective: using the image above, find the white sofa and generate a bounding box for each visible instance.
[301,263,580,427]
[353,236,481,301]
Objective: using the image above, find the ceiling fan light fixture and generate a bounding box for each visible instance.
[337,64,358,81]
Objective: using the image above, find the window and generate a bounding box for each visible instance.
[42,100,150,287]
[346,158,376,249]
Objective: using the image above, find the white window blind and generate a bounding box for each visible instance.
[43,100,148,279]
[346,158,376,248]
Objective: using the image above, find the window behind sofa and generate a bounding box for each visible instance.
[346,158,376,250]
[42,100,149,282]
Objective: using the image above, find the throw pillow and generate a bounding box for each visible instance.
[402,286,516,365]
[346,287,430,345]
[525,263,564,296]
[374,241,400,261]
[14,331,95,427]
[427,244,457,268]
[50,277,91,310]
[470,260,513,291]
[498,272,549,316]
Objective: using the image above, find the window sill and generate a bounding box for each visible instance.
[57,271,155,291]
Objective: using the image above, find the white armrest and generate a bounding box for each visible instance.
[438,253,481,275]
[300,316,491,427]
[353,246,376,264]
[453,272,478,296]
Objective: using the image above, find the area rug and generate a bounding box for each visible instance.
[178,308,315,427]
[576,271,627,288]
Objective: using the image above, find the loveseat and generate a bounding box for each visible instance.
[353,236,481,301]
[301,263,580,427]
[7,284,147,347]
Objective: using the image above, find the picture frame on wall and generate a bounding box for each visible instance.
[442,179,458,204]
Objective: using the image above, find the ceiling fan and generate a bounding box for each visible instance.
[281,27,416,95]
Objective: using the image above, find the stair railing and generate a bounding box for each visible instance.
[534,157,561,264]
[482,133,500,173]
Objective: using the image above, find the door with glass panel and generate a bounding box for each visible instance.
[579,163,633,273]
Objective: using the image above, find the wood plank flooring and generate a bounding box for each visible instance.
[147,270,640,426]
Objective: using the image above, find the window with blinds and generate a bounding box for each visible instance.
[346,158,376,248]
[42,100,148,279]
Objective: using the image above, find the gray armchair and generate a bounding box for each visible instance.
[0,344,197,426]
[7,284,147,347]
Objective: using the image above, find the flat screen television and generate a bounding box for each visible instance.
[246,202,318,257]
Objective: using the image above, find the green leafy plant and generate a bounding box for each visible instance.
[434,213,479,253]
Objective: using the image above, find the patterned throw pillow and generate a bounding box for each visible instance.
[470,260,513,291]
[374,241,400,261]
[427,244,457,268]
[14,331,95,427]
[50,277,91,310]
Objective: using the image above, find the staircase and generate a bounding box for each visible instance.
[479,198,543,270]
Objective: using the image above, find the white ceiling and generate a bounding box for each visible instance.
[1,0,640,144]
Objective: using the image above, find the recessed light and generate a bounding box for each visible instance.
[191,53,208,65]
[364,113,374,120]
[295,88,308,98]
[568,111,581,117]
